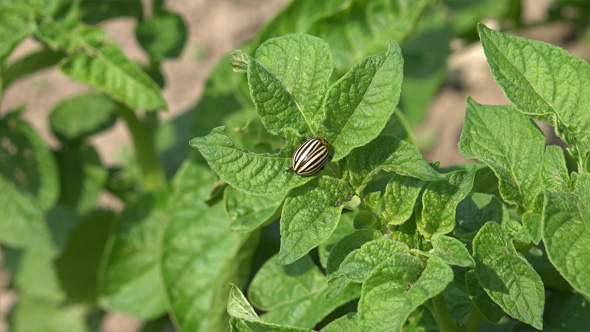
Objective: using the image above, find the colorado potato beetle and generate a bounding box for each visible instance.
[286,137,331,176]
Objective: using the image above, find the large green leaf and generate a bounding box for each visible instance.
[478,24,590,169]
[160,161,258,332]
[37,18,166,111]
[227,285,313,332]
[346,135,442,192]
[232,34,332,138]
[190,127,310,195]
[99,193,168,319]
[357,255,453,332]
[459,98,545,211]
[419,168,475,238]
[0,3,36,57]
[49,94,119,144]
[135,9,187,60]
[277,176,351,265]
[321,41,403,161]
[542,172,590,296]
[248,255,359,328]
[473,222,544,329]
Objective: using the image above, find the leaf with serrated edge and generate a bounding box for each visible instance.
[322,41,403,161]
[277,176,352,265]
[224,186,285,232]
[347,135,441,192]
[459,98,544,211]
[419,168,475,238]
[542,172,590,296]
[227,284,313,332]
[382,174,425,226]
[357,255,453,332]
[478,24,590,168]
[190,127,310,195]
[473,222,544,329]
[248,255,359,328]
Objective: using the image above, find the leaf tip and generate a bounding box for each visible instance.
[230,50,249,72]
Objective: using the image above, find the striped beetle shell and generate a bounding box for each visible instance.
[290,137,330,176]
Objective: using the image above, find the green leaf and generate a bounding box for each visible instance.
[472,222,544,329]
[80,0,143,24]
[308,0,435,74]
[160,161,257,332]
[326,229,380,276]
[382,174,425,226]
[522,211,542,245]
[321,41,403,161]
[224,186,285,232]
[318,212,355,269]
[357,255,453,332]
[459,98,544,211]
[248,255,359,328]
[49,94,119,143]
[135,9,187,60]
[37,19,166,111]
[227,284,313,332]
[423,234,475,267]
[55,144,108,213]
[320,313,358,332]
[99,193,168,319]
[277,176,352,265]
[478,24,590,168]
[542,172,590,296]
[346,135,442,192]
[544,291,590,331]
[56,210,114,304]
[0,4,36,57]
[454,193,509,240]
[10,296,89,332]
[1,48,63,88]
[233,34,332,138]
[419,168,475,238]
[541,145,571,193]
[465,270,504,324]
[327,238,410,297]
[190,127,311,195]
[0,113,59,211]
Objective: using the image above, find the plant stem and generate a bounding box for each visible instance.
[464,307,483,332]
[428,294,459,332]
[117,107,166,191]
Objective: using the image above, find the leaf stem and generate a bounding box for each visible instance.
[427,294,459,332]
[116,106,166,191]
[464,307,483,332]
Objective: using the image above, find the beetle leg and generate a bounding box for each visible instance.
[284,167,293,173]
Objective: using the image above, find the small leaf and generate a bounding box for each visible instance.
[248,255,359,328]
[240,34,333,138]
[37,19,166,111]
[465,270,504,323]
[542,172,590,296]
[357,256,453,332]
[49,94,119,143]
[424,234,475,267]
[419,168,475,238]
[227,284,313,332]
[454,193,509,240]
[473,222,544,329]
[320,313,358,332]
[327,238,409,297]
[190,127,310,195]
[346,135,442,192]
[99,193,168,319]
[277,176,352,265]
[224,186,285,232]
[322,41,403,161]
[382,174,425,226]
[478,24,590,167]
[135,9,187,60]
[326,230,380,276]
[522,211,541,245]
[0,4,36,57]
[459,99,545,211]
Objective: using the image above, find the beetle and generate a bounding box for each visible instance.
[285,137,331,176]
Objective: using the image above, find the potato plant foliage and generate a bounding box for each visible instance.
[1,0,588,332]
